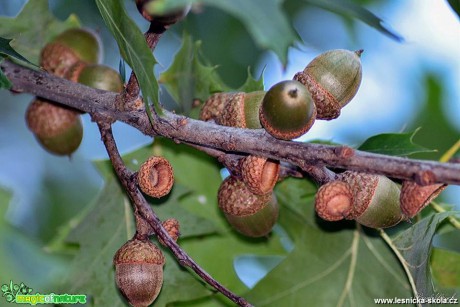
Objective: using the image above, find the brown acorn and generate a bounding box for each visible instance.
[315,171,405,228]
[25,98,83,156]
[294,49,362,120]
[114,239,165,306]
[240,155,280,195]
[135,0,190,26]
[259,80,316,140]
[137,156,174,198]
[40,28,101,77]
[400,181,447,218]
[218,176,278,237]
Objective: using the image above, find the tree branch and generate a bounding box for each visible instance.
[96,120,253,307]
[2,60,460,186]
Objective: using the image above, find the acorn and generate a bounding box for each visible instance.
[25,98,83,156]
[218,176,279,237]
[294,49,362,120]
[220,91,266,129]
[259,80,316,140]
[240,155,280,195]
[113,238,165,306]
[137,156,174,198]
[66,63,124,93]
[315,171,404,228]
[40,28,101,77]
[135,0,190,26]
[400,181,447,218]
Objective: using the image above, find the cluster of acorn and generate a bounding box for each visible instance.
[25,28,124,156]
[200,49,446,234]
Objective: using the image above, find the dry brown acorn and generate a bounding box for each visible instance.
[114,239,165,306]
[218,176,279,237]
[25,98,83,156]
[294,49,363,120]
[138,156,174,198]
[315,171,405,228]
[240,155,280,195]
[400,181,447,218]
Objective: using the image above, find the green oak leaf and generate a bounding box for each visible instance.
[304,0,403,41]
[386,211,460,300]
[431,247,460,289]
[447,0,460,19]
[236,67,264,93]
[0,0,79,65]
[0,58,12,89]
[358,129,435,156]
[0,37,34,65]
[159,33,231,114]
[95,0,161,120]
[147,0,298,66]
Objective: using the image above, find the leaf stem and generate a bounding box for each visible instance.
[379,229,421,307]
[430,201,460,229]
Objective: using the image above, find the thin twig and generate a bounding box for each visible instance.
[96,121,253,307]
[2,60,460,186]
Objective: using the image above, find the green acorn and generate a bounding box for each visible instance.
[259,80,316,140]
[294,49,362,120]
[66,63,124,93]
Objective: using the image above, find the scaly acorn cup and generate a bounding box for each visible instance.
[199,92,237,122]
[240,155,280,195]
[138,156,174,198]
[400,181,447,218]
[40,28,101,77]
[71,64,124,93]
[25,98,83,156]
[220,91,266,129]
[259,80,316,140]
[294,49,362,120]
[158,218,180,246]
[114,239,165,307]
[315,180,354,222]
[339,171,404,228]
[135,0,190,26]
[218,176,279,237]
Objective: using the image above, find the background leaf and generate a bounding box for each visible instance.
[0,58,12,89]
[148,0,298,65]
[358,129,435,156]
[447,0,460,18]
[303,0,403,41]
[387,212,460,299]
[0,0,79,65]
[95,0,161,116]
[0,37,34,65]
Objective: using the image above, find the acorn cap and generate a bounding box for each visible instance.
[240,155,279,195]
[200,92,236,122]
[158,218,181,246]
[259,80,316,140]
[400,181,447,218]
[218,176,278,237]
[296,49,362,120]
[340,171,404,228]
[114,239,165,265]
[138,156,174,198]
[25,98,83,156]
[315,181,354,221]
